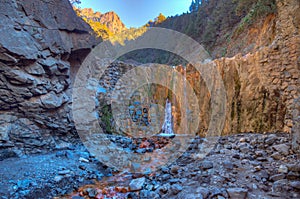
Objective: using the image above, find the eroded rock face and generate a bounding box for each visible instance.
[0,0,98,156]
[152,0,299,136]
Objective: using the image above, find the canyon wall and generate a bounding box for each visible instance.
[0,0,298,159]
[94,0,299,149]
[148,0,299,140]
[182,0,299,136]
[0,0,98,157]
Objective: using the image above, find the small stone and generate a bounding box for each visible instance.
[270,174,286,182]
[272,179,288,192]
[265,134,277,145]
[170,184,183,195]
[196,187,209,198]
[271,152,282,160]
[129,177,146,191]
[223,161,234,170]
[200,161,213,170]
[232,154,240,159]
[140,190,151,199]
[58,169,71,175]
[158,184,170,194]
[287,163,300,172]
[87,188,98,198]
[79,157,89,163]
[209,187,223,197]
[136,148,146,154]
[227,188,248,199]
[55,151,66,157]
[54,175,64,182]
[17,179,32,190]
[290,181,300,190]
[278,165,288,173]
[161,166,169,173]
[272,144,290,155]
[287,171,300,180]
[238,143,251,153]
[170,165,180,175]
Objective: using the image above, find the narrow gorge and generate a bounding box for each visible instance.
[0,0,299,198]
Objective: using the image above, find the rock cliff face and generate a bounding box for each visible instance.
[153,0,299,137]
[0,0,98,156]
[80,8,126,33]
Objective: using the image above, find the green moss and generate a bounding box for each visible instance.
[101,105,114,134]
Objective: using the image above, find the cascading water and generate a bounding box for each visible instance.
[158,98,175,138]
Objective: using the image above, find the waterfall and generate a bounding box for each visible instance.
[158,98,175,138]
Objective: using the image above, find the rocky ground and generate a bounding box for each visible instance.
[0,132,299,199]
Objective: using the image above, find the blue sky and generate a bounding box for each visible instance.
[79,0,192,28]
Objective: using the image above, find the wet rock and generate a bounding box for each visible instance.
[129,177,145,191]
[226,188,248,199]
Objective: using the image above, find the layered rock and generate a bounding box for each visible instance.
[0,0,98,155]
[152,0,299,137]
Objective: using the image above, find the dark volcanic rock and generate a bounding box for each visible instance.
[0,0,99,157]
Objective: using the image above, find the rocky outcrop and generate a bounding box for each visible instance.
[80,8,127,33]
[0,0,98,155]
[149,0,299,137]
[95,11,126,33]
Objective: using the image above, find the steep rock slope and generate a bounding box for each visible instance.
[79,8,126,34]
[0,0,98,157]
